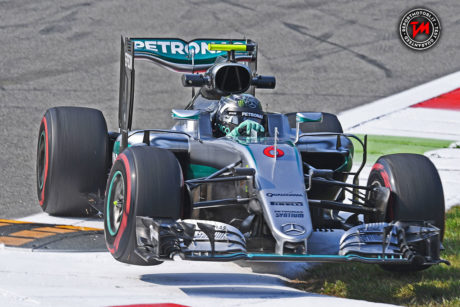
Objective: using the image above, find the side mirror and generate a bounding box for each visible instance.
[182,74,209,87]
[172,109,200,120]
[295,112,323,143]
[251,75,276,89]
[172,109,201,138]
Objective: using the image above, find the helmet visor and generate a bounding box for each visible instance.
[225,111,263,124]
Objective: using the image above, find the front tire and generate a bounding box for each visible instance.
[104,146,184,265]
[367,153,445,271]
[36,107,109,216]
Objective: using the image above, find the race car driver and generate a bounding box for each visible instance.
[213,94,265,138]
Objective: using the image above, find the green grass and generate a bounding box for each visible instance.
[351,135,453,165]
[290,206,460,306]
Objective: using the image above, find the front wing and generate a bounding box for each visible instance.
[134,217,449,266]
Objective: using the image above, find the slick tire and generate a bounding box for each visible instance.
[367,153,445,272]
[286,112,343,133]
[37,107,109,216]
[104,146,184,266]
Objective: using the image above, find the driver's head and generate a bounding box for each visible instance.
[214,94,264,136]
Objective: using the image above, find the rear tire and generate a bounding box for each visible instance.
[104,146,184,265]
[367,153,445,272]
[36,107,109,216]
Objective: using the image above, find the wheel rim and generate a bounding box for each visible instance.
[37,131,46,190]
[107,171,125,236]
[369,177,394,221]
[370,180,382,188]
[366,179,382,202]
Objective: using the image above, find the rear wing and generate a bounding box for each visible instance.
[133,38,257,73]
[118,36,257,149]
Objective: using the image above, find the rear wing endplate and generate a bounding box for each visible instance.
[119,37,135,150]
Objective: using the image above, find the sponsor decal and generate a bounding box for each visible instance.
[270,201,303,207]
[124,52,132,70]
[246,100,257,109]
[281,223,306,236]
[242,112,263,119]
[275,210,304,218]
[194,231,230,241]
[135,40,211,55]
[132,39,248,65]
[266,192,303,197]
[213,224,227,231]
[263,146,284,158]
[218,123,231,135]
[399,8,441,51]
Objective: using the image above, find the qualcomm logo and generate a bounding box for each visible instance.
[281,223,306,236]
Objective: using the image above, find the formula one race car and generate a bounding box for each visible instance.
[36,37,448,271]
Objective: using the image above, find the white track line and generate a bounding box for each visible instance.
[338,70,460,130]
[0,249,394,307]
[17,213,103,229]
[345,108,460,140]
[340,71,460,210]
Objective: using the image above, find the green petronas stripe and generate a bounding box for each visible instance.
[113,141,120,155]
[187,164,219,179]
[106,171,123,236]
[172,113,200,120]
[113,141,131,155]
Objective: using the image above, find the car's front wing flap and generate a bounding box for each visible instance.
[134,217,449,267]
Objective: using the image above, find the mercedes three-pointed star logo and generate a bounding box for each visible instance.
[281,223,306,236]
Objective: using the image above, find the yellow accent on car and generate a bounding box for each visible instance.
[113,200,118,206]
[208,43,247,52]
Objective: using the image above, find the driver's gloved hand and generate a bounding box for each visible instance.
[227,119,265,137]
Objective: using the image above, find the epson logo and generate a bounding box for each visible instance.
[266,193,303,197]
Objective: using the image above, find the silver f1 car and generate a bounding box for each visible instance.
[36,37,448,271]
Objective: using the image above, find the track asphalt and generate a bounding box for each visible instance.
[3,0,460,218]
